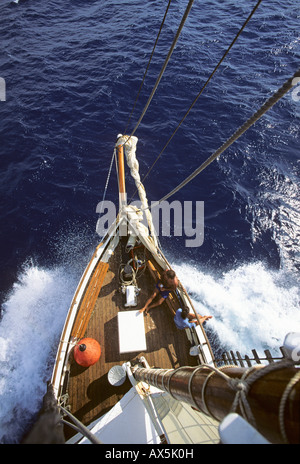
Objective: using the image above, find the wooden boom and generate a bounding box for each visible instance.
[133,363,300,444]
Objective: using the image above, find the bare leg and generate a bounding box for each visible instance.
[145,297,165,313]
[140,294,165,315]
[139,290,159,314]
[198,315,212,324]
[188,314,212,325]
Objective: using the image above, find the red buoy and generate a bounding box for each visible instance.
[74,338,101,367]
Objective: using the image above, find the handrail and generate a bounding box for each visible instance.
[216,346,288,368]
[60,405,102,444]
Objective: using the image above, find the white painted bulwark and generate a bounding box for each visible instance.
[74,388,161,444]
[118,310,147,353]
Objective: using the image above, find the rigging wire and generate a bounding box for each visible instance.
[129,0,263,202]
[101,1,173,205]
[98,149,115,214]
[123,0,173,134]
[147,68,300,209]
[129,0,195,138]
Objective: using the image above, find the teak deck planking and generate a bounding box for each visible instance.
[65,243,197,436]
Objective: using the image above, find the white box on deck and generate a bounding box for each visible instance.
[118,310,147,354]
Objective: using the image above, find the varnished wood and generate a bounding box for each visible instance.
[64,243,197,437]
[71,261,109,339]
[134,364,300,444]
[117,144,126,194]
[51,245,103,387]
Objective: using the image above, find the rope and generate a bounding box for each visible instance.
[130,0,195,138]
[132,0,263,194]
[137,357,299,442]
[279,370,300,444]
[116,135,159,247]
[226,364,263,427]
[188,357,299,443]
[124,0,173,134]
[148,68,300,209]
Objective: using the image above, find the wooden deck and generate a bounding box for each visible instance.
[65,242,198,437]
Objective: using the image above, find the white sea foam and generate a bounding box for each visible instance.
[173,261,300,357]
[0,256,299,443]
[0,264,78,443]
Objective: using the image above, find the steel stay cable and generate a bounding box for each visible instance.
[128,0,263,203]
[118,0,194,202]
[98,149,116,214]
[129,0,195,138]
[145,68,300,211]
[124,0,173,134]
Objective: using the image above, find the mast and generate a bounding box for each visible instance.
[132,363,300,444]
[117,143,127,209]
[116,141,128,238]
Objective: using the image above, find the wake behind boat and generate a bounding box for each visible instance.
[49,135,217,444]
[23,136,300,445]
[21,0,300,445]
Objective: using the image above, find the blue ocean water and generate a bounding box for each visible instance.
[0,0,299,443]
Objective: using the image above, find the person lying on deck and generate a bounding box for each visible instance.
[139,269,178,315]
[174,307,212,330]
